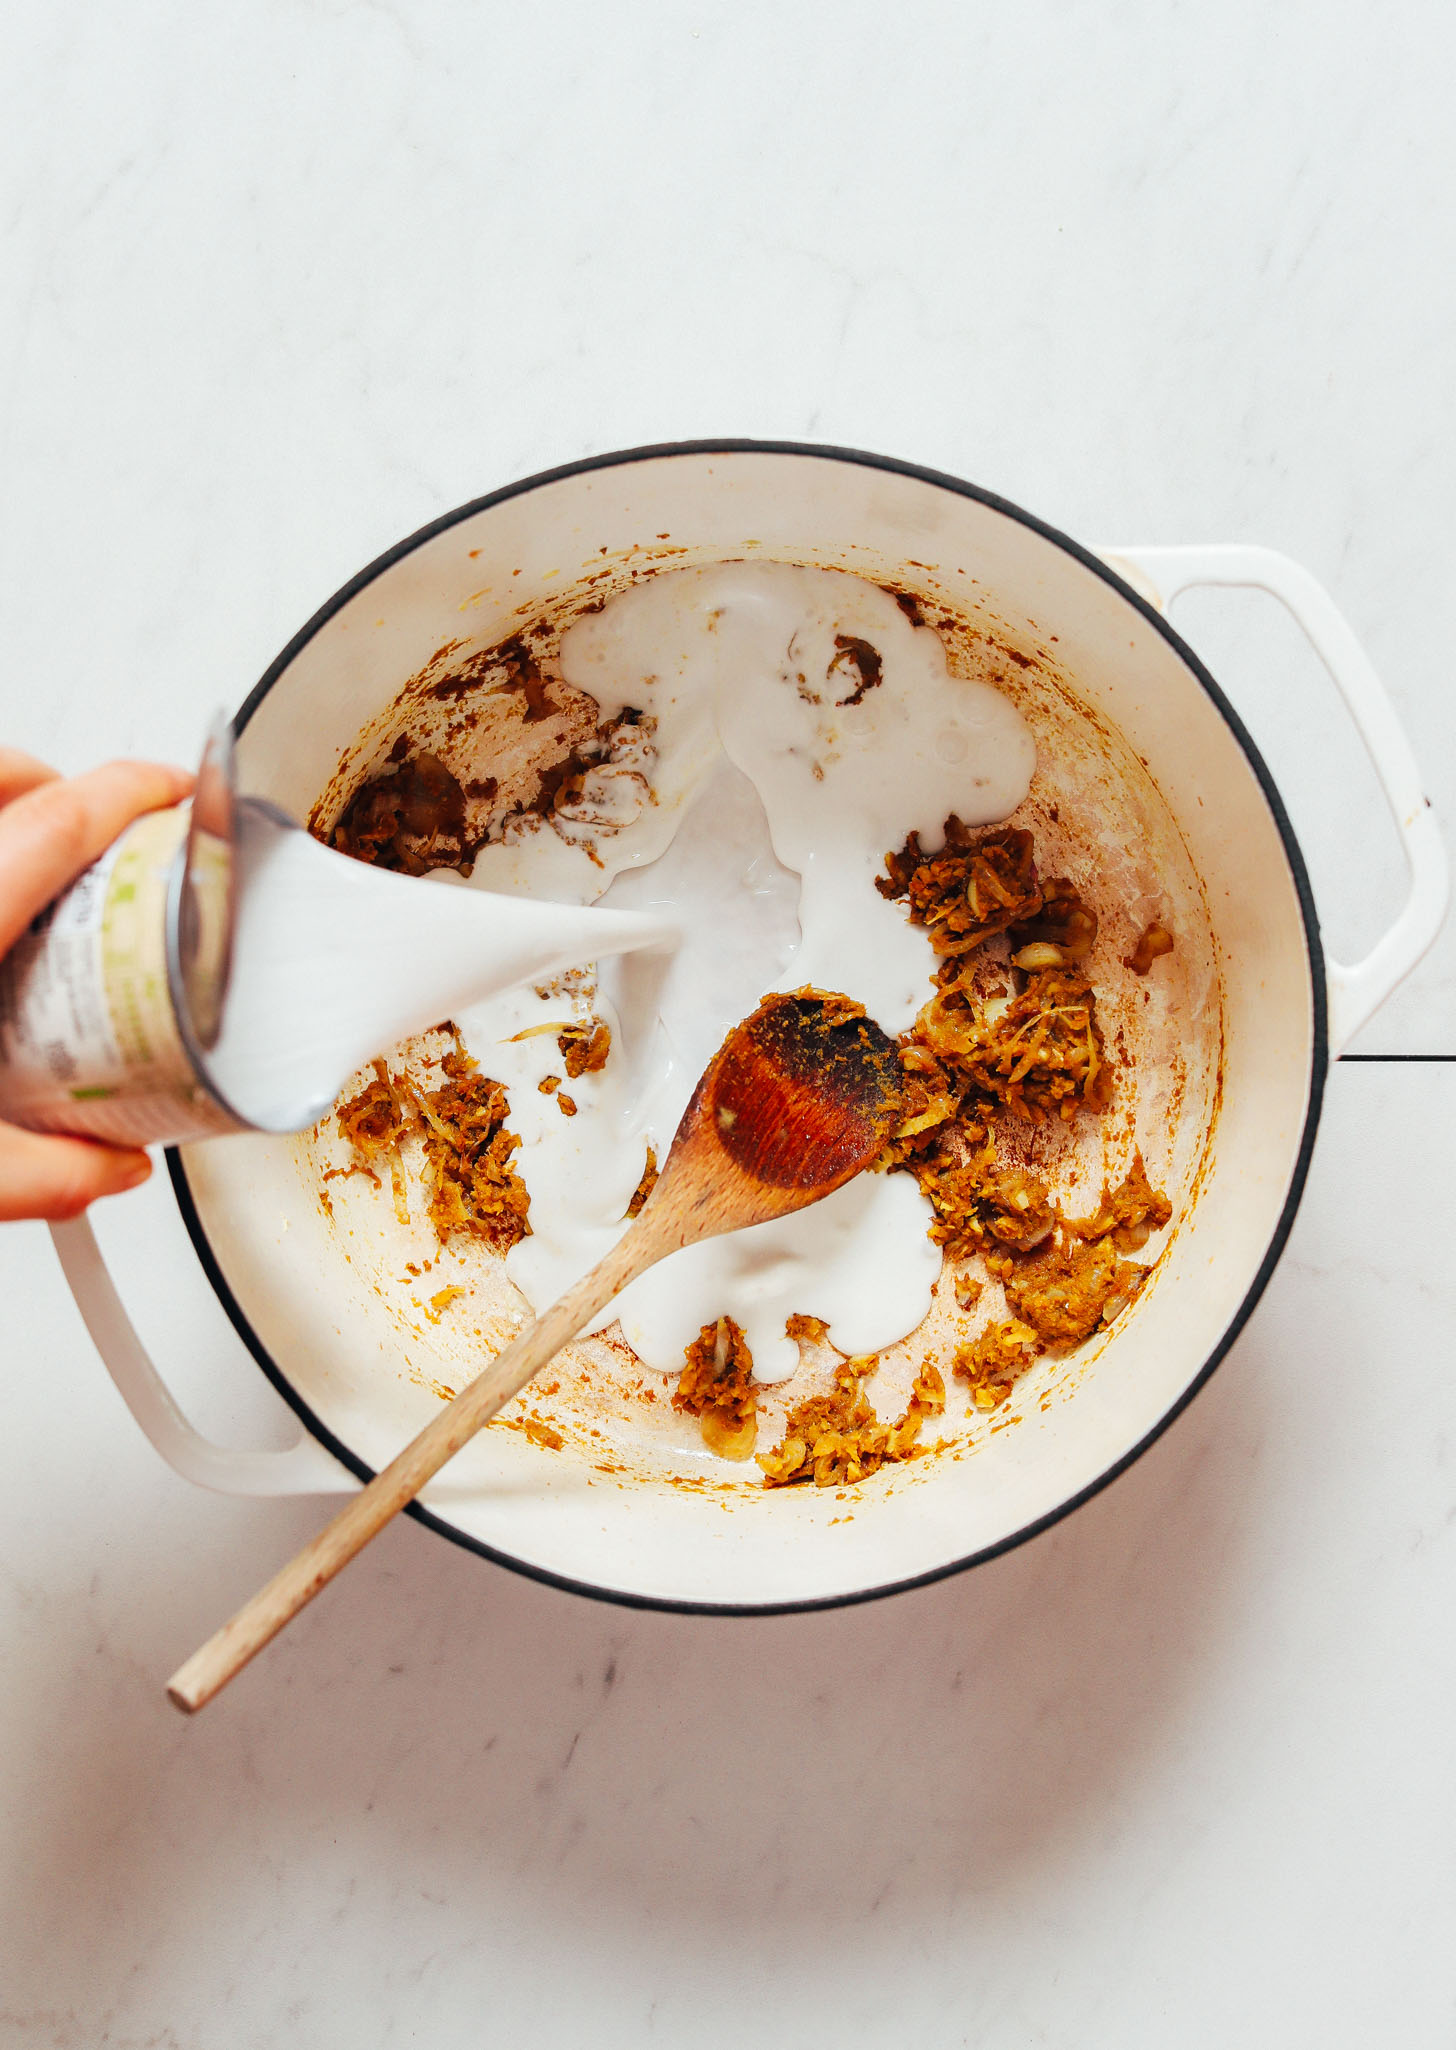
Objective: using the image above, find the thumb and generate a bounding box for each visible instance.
[0,1123,153,1224]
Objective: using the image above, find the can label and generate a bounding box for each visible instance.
[0,806,242,1147]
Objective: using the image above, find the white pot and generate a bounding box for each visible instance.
[53,443,1448,1612]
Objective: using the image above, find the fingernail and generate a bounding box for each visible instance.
[121,1156,152,1189]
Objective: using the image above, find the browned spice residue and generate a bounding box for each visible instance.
[426,635,554,717]
[319,620,660,883]
[887,589,927,628]
[521,706,649,831]
[327,752,481,877]
[490,638,556,721]
[829,634,883,707]
[625,1144,659,1218]
[558,1019,611,1076]
[674,1316,758,1460]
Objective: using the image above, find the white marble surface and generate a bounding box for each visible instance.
[2,2,1453,2043]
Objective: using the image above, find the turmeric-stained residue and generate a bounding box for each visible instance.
[1003,1233,1147,1349]
[1069,1150,1173,1252]
[757,1356,944,1489]
[674,1316,758,1460]
[1007,878,1099,967]
[909,966,1109,1124]
[879,1098,1057,1265]
[335,1058,414,1223]
[953,1319,1042,1411]
[414,1046,532,1251]
[558,1018,612,1077]
[876,821,1043,955]
[871,815,1167,1322]
[332,1035,530,1252]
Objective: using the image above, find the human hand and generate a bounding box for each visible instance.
[0,747,195,1222]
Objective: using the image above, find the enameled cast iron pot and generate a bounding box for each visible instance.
[52,443,1448,1613]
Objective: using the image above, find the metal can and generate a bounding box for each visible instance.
[0,728,247,1147]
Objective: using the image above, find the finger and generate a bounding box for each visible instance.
[0,758,194,958]
[0,1122,152,1224]
[0,747,59,808]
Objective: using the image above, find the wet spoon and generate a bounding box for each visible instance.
[167,991,902,1712]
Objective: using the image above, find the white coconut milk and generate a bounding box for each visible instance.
[450,564,1036,1382]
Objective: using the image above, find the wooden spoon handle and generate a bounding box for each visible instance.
[166,1231,653,1713]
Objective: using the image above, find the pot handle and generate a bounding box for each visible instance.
[1098,543,1449,1051]
[50,1213,359,1496]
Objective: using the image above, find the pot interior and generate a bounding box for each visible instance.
[177,448,1319,1609]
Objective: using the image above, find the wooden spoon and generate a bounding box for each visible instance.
[167,992,901,1712]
